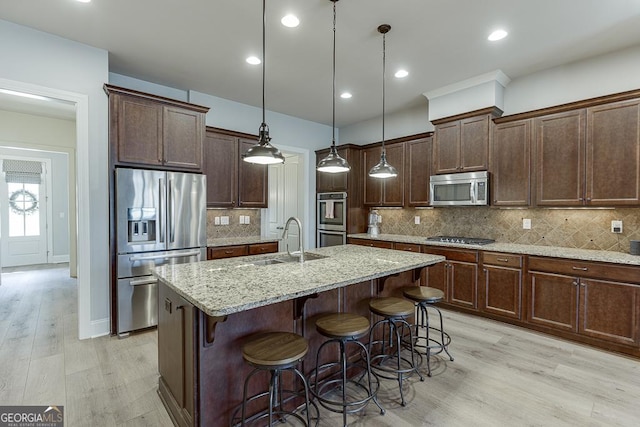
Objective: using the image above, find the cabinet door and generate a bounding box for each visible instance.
[586,99,640,206]
[421,261,448,301]
[114,95,163,166]
[528,271,578,332]
[163,106,203,170]
[579,278,639,346]
[449,260,478,309]
[316,147,349,192]
[534,110,586,206]
[203,131,238,208]
[482,265,522,319]
[491,120,531,206]
[405,137,431,206]
[433,121,460,174]
[460,115,489,171]
[238,139,268,208]
[381,143,405,206]
[363,146,383,205]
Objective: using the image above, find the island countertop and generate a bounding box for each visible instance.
[153,244,445,317]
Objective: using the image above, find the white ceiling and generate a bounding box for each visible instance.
[2,0,640,127]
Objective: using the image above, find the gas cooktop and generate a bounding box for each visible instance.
[426,236,496,245]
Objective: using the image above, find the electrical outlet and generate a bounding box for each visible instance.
[611,220,623,233]
[523,218,531,230]
[245,215,250,224]
[414,216,420,225]
[214,216,220,225]
[239,216,245,224]
[221,216,230,225]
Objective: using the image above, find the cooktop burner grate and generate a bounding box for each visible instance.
[426,236,495,245]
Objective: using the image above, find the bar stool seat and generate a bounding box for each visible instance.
[232,331,317,426]
[368,297,423,407]
[402,286,454,377]
[309,313,384,427]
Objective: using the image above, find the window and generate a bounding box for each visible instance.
[8,183,40,237]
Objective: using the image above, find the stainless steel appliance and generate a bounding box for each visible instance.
[115,168,206,335]
[367,209,381,236]
[430,171,489,206]
[426,235,495,245]
[317,192,347,247]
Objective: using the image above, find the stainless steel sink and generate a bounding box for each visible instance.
[249,259,285,266]
[241,252,328,266]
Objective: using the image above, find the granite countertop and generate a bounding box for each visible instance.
[153,244,445,317]
[207,236,280,247]
[348,233,640,266]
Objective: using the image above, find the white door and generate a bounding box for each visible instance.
[0,158,49,267]
[266,154,302,252]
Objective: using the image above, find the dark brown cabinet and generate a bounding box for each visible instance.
[363,143,405,206]
[528,256,640,346]
[203,129,268,208]
[405,136,432,207]
[315,146,362,193]
[207,242,278,260]
[106,85,207,171]
[347,237,394,249]
[433,110,499,175]
[422,246,479,310]
[480,252,523,320]
[158,283,195,427]
[490,120,531,206]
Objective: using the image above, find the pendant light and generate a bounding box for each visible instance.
[368,24,398,179]
[243,0,285,165]
[317,0,351,174]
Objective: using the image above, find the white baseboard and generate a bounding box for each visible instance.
[50,254,70,264]
[89,317,110,338]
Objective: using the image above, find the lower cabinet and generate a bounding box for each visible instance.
[347,237,394,249]
[158,283,195,427]
[528,256,640,347]
[480,252,523,320]
[207,242,278,260]
[421,246,479,310]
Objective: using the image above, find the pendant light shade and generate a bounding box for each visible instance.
[243,0,285,165]
[317,0,350,174]
[369,24,397,179]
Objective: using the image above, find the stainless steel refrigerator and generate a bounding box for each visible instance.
[115,168,207,335]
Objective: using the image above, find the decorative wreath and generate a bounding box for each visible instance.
[9,189,39,215]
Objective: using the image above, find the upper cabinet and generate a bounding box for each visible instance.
[363,142,405,206]
[490,119,531,207]
[432,108,502,175]
[315,145,361,193]
[203,128,268,208]
[105,84,208,171]
[405,136,432,207]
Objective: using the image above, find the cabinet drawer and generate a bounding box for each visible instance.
[529,256,640,284]
[209,245,249,259]
[348,238,394,249]
[422,245,478,263]
[394,243,421,252]
[248,242,279,255]
[482,252,522,268]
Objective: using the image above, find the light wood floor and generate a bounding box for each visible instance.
[1,265,638,426]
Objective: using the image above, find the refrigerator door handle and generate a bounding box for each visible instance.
[129,278,158,287]
[169,179,175,243]
[159,178,166,243]
[129,250,201,262]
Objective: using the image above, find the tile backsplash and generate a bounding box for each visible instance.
[375,207,640,254]
[207,209,261,240]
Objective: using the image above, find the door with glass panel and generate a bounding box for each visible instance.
[0,159,48,267]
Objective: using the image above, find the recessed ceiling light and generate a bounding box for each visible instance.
[395,69,409,78]
[340,92,352,99]
[281,14,300,28]
[488,29,508,41]
[76,0,91,3]
[246,56,261,65]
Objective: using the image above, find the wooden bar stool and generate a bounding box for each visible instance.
[309,313,385,427]
[402,286,454,376]
[233,331,317,426]
[368,297,424,406]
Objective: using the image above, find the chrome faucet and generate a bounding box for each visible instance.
[282,216,304,263]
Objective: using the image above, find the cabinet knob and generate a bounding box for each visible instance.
[572,281,579,286]
[586,198,592,202]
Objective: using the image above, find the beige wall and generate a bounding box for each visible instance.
[376,207,640,254]
[0,109,77,275]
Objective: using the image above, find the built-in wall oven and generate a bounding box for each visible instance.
[317,192,347,247]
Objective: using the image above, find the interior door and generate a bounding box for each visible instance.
[266,154,302,252]
[0,158,48,267]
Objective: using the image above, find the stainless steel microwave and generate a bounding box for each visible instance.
[430,171,489,206]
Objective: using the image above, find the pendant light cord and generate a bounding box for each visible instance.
[262,0,266,127]
[381,30,386,155]
[332,1,336,147]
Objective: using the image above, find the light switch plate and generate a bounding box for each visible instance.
[221,216,230,225]
[523,218,532,230]
[245,215,250,224]
[214,216,220,225]
[611,220,623,233]
[414,216,420,225]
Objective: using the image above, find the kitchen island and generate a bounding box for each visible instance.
[153,244,444,427]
